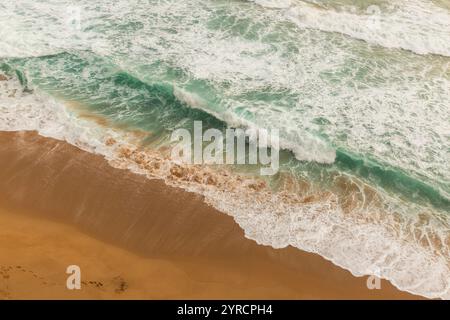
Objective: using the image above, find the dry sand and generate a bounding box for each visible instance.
[0,131,420,299]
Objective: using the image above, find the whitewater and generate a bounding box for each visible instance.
[0,0,449,299]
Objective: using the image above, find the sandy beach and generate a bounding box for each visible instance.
[0,131,421,299]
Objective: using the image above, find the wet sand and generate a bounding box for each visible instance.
[0,131,420,299]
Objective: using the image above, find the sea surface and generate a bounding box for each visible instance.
[0,0,449,299]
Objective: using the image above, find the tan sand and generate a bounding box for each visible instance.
[0,131,420,299]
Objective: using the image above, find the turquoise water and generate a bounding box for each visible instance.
[0,0,449,298]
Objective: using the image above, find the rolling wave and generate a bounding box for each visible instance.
[1,58,448,216]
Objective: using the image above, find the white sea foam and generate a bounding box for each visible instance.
[120,0,449,189]
[173,86,336,164]
[250,0,450,56]
[1,0,448,188]
[0,74,122,156]
[253,0,293,9]
[1,75,449,299]
[1,0,449,299]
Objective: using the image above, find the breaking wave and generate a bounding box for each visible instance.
[1,72,449,299]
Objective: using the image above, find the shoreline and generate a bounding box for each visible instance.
[0,130,421,299]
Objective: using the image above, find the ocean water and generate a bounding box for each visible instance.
[0,0,449,299]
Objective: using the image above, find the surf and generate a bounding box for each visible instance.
[249,0,450,56]
[1,0,449,300]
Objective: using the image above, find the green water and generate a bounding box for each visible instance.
[1,0,449,299]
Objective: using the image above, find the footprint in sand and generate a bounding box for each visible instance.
[112,276,128,294]
[0,266,12,279]
[83,276,127,293]
[88,280,104,288]
[1,265,57,286]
